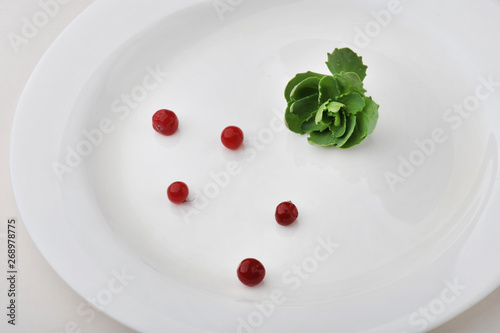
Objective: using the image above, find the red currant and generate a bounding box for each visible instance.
[167,181,189,204]
[275,201,298,226]
[221,126,244,150]
[153,109,178,135]
[237,258,265,286]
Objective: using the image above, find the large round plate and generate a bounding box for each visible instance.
[11,0,500,332]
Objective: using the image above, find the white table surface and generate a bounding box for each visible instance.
[1,1,500,332]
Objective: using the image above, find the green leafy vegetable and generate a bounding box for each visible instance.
[326,48,367,81]
[284,48,379,148]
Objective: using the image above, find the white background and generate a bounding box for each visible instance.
[1,1,500,332]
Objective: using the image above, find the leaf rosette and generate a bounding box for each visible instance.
[284,48,379,148]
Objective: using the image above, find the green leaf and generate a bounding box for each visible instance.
[285,93,320,134]
[285,72,325,102]
[341,97,379,148]
[340,122,366,149]
[318,76,340,104]
[290,93,319,119]
[337,93,365,115]
[290,77,321,101]
[334,72,367,96]
[315,101,343,124]
[333,114,357,148]
[330,112,346,137]
[284,103,304,134]
[307,115,357,147]
[315,102,328,124]
[326,48,367,81]
[301,115,333,132]
[308,129,337,146]
[360,96,380,136]
[326,101,344,114]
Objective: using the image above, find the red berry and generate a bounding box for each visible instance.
[167,181,189,204]
[275,201,298,226]
[237,258,265,286]
[153,109,178,135]
[221,126,244,150]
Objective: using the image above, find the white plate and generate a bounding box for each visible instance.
[10,0,500,332]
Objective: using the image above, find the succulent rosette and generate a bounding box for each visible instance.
[284,48,379,148]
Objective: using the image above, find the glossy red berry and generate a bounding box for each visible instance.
[167,181,189,204]
[221,126,244,150]
[153,109,178,135]
[275,201,298,226]
[237,258,265,286]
